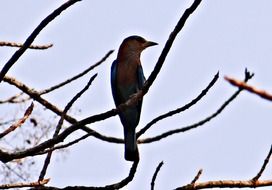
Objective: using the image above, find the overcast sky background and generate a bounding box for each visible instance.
[1,0,272,189]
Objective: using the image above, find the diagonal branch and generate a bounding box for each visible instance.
[252,144,272,182]
[0,0,81,83]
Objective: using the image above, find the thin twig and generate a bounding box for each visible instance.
[0,92,24,104]
[225,76,272,101]
[191,169,203,184]
[0,102,34,139]
[252,144,272,181]
[137,72,219,138]
[0,41,53,49]
[151,161,164,190]
[34,134,90,155]
[0,0,81,83]
[0,178,49,189]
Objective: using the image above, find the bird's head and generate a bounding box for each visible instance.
[117,35,158,60]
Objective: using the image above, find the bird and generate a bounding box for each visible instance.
[111,35,158,161]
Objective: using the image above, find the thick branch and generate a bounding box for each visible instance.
[0,0,81,83]
[175,180,272,190]
[0,179,49,189]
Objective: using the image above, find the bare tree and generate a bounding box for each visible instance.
[0,0,271,189]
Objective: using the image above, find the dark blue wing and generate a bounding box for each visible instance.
[136,64,146,116]
[111,60,120,107]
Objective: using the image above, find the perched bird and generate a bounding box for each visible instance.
[111,35,157,161]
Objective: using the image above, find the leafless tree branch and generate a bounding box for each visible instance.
[151,161,164,190]
[0,41,53,50]
[0,178,49,189]
[190,169,203,184]
[252,144,272,182]
[225,76,272,101]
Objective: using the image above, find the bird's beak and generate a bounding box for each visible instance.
[144,41,158,48]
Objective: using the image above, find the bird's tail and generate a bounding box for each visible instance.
[124,129,139,161]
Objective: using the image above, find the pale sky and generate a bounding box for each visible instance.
[1,1,272,189]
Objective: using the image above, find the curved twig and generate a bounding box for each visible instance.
[151,161,164,190]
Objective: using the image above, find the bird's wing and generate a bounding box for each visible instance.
[137,64,146,89]
[136,64,146,115]
[111,60,120,107]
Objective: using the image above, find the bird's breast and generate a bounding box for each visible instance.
[117,60,139,86]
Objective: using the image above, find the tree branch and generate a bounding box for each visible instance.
[225,76,272,101]
[151,161,164,190]
[0,179,49,189]
[252,144,272,182]
[0,41,53,49]
[0,0,81,83]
